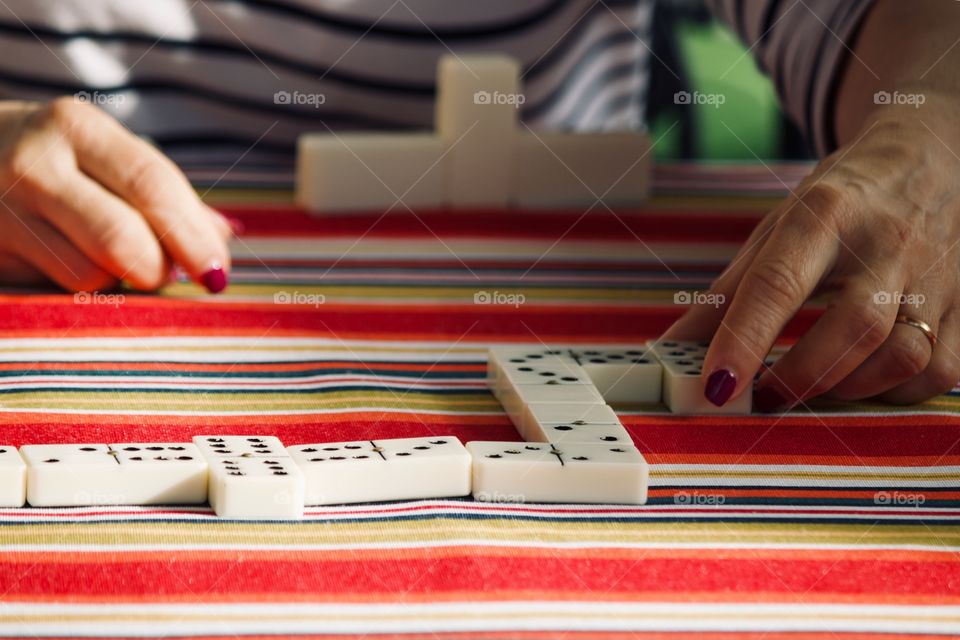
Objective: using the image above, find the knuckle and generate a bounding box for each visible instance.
[744,259,806,314]
[136,268,168,291]
[0,142,39,189]
[883,334,931,380]
[925,358,960,395]
[43,96,88,130]
[795,183,848,220]
[94,221,166,288]
[782,183,855,235]
[0,145,69,195]
[122,156,172,206]
[95,220,135,261]
[844,303,891,349]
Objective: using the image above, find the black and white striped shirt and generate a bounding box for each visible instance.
[0,0,654,165]
[0,0,872,167]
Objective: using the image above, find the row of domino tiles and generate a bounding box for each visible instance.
[0,435,648,518]
[489,340,784,421]
[0,342,780,518]
[295,54,650,213]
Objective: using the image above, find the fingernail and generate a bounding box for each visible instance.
[201,262,228,294]
[704,369,737,406]
[755,386,788,413]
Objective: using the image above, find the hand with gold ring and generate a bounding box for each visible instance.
[663,1,960,411]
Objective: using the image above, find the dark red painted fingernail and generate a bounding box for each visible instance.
[755,386,788,413]
[704,369,736,406]
[201,262,228,294]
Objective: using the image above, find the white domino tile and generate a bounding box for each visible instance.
[660,358,752,415]
[499,357,593,387]
[296,133,445,213]
[511,131,651,209]
[20,444,120,507]
[498,384,605,432]
[521,403,621,437]
[648,340,710,362]
[21,443,209,507]
[467,441,648,504]
[0,447,26,507]
[193,435,288,458]
[193,435,295,516]
[648,340,753,414]
[572,348,662,403]
[436,55,520,207]
[208,456,304,519]
[526,419,633,446]
[288,436,471,505]
[487,348,580,393]
[108,443,208,505]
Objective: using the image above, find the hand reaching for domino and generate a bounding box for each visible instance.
[0,100,233,292]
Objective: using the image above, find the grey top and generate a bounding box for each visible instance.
[709,0,876,154]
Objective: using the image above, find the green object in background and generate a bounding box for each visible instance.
[652,19,782,160]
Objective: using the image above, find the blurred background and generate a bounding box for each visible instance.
[647,1,812,162]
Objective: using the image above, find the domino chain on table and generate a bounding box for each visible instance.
[0,341,778,519]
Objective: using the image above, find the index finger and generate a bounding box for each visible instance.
[701,191,839,407]
[59,101,230,292]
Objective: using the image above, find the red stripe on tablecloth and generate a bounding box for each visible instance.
[0,419,519,449]
[0,361,485,373]
[218,207,763,243]
[0,299,821,340]
[1,556,957,600]
[2,416,959,464]
[16,635,941,640]
[231,258,728,272]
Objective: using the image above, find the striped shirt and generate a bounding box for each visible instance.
[0,0,872,166]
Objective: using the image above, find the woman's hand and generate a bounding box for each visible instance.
[665,94,960,410]
[0,97,232,292]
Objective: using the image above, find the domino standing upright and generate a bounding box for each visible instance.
[193,436,305,519]
[649,340,752,414]
[511,132,651,209]
[296,133,445,213]
[436,55,520,208]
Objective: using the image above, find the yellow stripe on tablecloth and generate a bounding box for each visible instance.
[0,521,957,549]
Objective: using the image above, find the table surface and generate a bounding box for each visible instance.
[0,164,957,639]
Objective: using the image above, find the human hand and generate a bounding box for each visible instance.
[0,98,232,292]
[665,95,960,410]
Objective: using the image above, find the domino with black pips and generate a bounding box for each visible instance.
[288,436,471,505]
[20,443,208,507]
[467,441,648,504]
[570,347,663,403]
[647,340,752,414]
[0,446,25,507]
[193,435,304,519]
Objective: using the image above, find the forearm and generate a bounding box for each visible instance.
[834,0,960,146]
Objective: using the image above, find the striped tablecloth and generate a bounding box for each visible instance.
[1,164,958,638]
